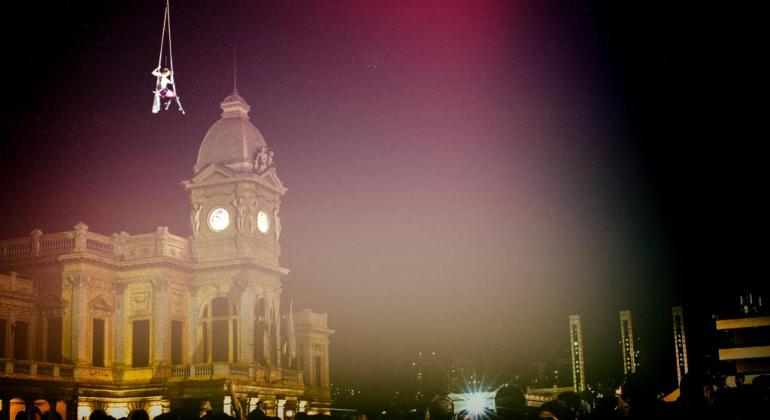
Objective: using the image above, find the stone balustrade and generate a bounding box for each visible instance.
[0,224,191,262]
[0,237,32,257]
[0,359,303,387]
[1,360,77,381]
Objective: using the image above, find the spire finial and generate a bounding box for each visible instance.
[233,47,238,94]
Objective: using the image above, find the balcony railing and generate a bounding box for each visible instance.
[1,360,74,381]
[13,360,31,374]
[0,359,304,388]
[0,239,31,257]
[0,226,191,262]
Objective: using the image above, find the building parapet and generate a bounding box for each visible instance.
[0,224,191,263]
[1,359,303,387]
[294,309,330,330]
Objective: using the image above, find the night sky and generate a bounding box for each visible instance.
[0,0,764,398]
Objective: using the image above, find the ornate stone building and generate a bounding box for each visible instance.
[0,91,333,420]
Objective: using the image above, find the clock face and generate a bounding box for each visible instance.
[207,207,230,232]
[257,210,270,234]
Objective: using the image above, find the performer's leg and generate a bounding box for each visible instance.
[175,97,185,115]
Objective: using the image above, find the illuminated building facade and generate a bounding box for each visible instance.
[568,315,585,392]
[619,310,638,375]
[715,313,770,386]
[671,306,688,385]
[0,92,333,419]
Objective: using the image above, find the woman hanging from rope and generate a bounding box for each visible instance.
[151,66,184,114]
[152,0,185,114]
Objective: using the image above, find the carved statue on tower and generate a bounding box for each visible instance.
[255,145,270,172]
[232,197,246,233]
[274,208,281,243]
[249,198,259,234]
[191,203,203,238]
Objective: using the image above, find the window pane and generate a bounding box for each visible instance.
[92,319,105,367]
[314,356,323,387]
[211,297,229,317]
[212,319,228,362]
[132,320,150,367]
[202,322,208,362]
[13,321,29,360]
[47,318,63,363]
[171,320,183,365]
[254,322,264,362]
[0,319,6,358]
[232,319,238,362]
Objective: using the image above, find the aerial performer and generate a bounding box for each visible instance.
[152,0,185,114]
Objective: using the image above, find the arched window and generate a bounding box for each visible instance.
[201,297,238,362]
[254,297,268,364]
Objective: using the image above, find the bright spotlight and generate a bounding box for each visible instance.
[448,390,497,417]
[466,394,486,415]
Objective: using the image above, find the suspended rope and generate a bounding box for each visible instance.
[156,1,167,72]
[152,0,185,115]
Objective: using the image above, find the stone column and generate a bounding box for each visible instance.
[228,317,234,362]
[273,295,281,368]
[6,301,15,360]
[45,399,57,420]
[188,286,199,363]
[113,281,127,367]
[262,289,272,367]
[322,343,330,387]
[70,275,90,365]
[66,399,77,420]
[153,278,169,365]
[238,281,256,364]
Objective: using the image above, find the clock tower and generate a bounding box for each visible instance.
[184,90,286,264]
[182,90,289,367]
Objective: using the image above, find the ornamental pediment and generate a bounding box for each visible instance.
[188,163,239,185]
[258,168,287,194]
[89,295,113,312]
[39,294,67,309]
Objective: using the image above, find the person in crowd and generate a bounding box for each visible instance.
[557,391,590,419]
[127,410,149,420]
[617,373,660,418]
[492,384,528,420]
[676,372,717,419]
[426,395,454,420]
[535,400,571,420]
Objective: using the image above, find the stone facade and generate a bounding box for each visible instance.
[0,92,333,420]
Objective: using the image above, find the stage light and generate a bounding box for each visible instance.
[448,390,497,417]
[466,393,486,415]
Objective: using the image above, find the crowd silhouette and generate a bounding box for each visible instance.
[4,372,769,420]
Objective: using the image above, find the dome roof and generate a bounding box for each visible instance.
[195,91,267,172]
